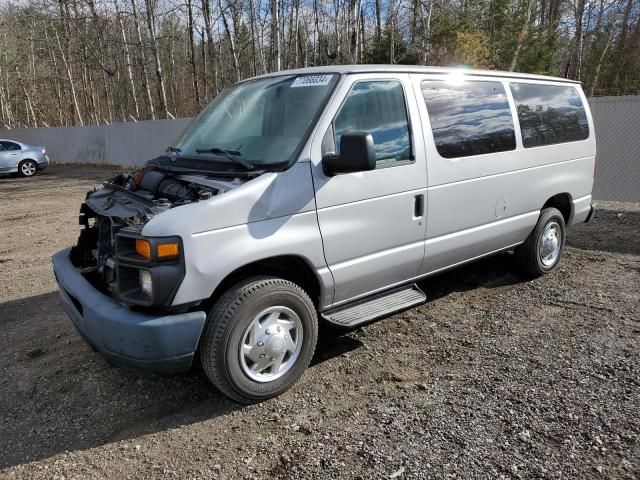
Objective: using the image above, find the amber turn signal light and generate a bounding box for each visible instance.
[157,242,179,258]
[135,239,179,260]
[135,239,151,259]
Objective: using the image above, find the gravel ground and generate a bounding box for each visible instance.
[0,166,639,479]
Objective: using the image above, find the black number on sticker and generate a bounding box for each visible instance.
[292,75,332,87]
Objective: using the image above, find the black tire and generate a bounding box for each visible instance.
[515,207,566,277]
[200,276,318,404]
[18,159,38,177]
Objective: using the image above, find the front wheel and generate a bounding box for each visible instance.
[515,207,566,276]
[200,276,318,404]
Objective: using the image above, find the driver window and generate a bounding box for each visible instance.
[333,80,412,166]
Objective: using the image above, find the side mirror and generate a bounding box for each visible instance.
[322,132,376,176]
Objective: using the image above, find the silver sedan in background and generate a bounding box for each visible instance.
[0,139,49,177]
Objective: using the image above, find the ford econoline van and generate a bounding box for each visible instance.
[52,65,597,403]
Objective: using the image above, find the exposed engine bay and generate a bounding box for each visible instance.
[81,169,240,220]
[70,167,247,294]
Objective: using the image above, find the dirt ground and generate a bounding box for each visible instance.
[0,165,638,479]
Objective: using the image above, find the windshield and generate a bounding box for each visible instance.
[174,74,338,167]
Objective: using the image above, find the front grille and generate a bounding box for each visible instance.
[95,215,124,269]
[96,215,113,262]
[71,203,123,292]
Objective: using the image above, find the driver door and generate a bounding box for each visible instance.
[310,74,428,306]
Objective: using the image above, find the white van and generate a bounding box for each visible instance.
[53,65,597,403]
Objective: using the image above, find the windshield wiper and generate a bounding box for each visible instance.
[195,146,255,171]
[168,146,181,152]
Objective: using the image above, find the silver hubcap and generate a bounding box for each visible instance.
[239,306,303,383]
[21,162,36,176]
[539,221,561,266]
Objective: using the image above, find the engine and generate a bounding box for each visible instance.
[112,168,218,205]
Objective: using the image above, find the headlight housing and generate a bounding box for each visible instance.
[113,230,185,307]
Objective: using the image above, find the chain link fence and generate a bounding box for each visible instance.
[589,96,640,202]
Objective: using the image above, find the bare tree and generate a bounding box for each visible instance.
[219,0,240,82]
[187,0,200,105]
[510,0,536,71]
[130,0,155,119]
[54,28,84,125]
[589,20,615,96]
[144,0,168,117]
[116,0,140,119]
[271,0,281,71]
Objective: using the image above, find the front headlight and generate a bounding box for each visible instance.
[115,231,185,307]
[139,269,153,297]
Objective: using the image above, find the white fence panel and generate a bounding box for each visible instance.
[3,118,192,167]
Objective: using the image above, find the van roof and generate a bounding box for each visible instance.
[255,64,580,84]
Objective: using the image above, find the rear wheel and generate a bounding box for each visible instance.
[515,207,566,276]
[18,159,37,177]
[200,276,318,404]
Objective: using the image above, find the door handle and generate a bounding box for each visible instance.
[414,194,424,218]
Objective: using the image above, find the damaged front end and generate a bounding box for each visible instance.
[69,167,244,307]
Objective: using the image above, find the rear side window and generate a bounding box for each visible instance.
[334,81,412,166]
[421,80,516,158]
[510,83,589,148]
[0,141,20,151]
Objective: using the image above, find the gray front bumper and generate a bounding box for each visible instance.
[52,248,206,374]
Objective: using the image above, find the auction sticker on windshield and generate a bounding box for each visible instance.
[291,75,333,87]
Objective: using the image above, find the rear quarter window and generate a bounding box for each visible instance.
[421,80,516,159]
[510,83,589,148]
[0,141,20,151]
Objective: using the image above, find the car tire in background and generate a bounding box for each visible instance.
[199,276,318,404]
[18,159,38,177]
[515,207,566,277]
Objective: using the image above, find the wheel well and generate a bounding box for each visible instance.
[207,255,322,309]
[19,158,37,168]
[542,193,572,224]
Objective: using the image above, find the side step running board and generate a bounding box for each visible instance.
[321,284,426,328]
